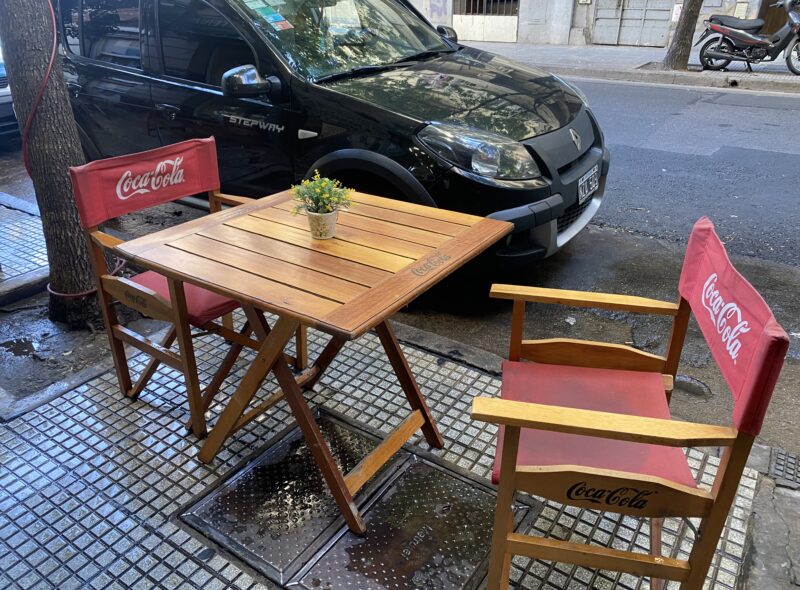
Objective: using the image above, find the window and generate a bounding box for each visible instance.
[228,0,450,82]
[159,0,257,86]
[80,0,142,67]
[60,0,82,55]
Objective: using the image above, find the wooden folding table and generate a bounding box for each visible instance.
[115,190,512,533]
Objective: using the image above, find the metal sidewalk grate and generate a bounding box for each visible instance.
[181,411,536,589]
[770,448,800,486]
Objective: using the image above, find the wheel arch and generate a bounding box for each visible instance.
[305,149,437,206]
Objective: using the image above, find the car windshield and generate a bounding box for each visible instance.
[231,0,451,82]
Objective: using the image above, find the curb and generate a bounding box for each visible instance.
[539,64,800,93]
[0,267,50,306]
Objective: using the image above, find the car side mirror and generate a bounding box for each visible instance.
[436,25,458,42]
[221,65,281,100]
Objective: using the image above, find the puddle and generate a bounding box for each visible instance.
[0,337,37,356]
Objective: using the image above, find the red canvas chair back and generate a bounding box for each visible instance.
[678,217,789,435]
[69,137,220,229]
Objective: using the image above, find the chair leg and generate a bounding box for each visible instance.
[295,325,308,370]
[650,517,664,590]
[168,279,206,438]
[222,312,234,331]
[487,427,521,590]
[127,327,177,400]
[185,322,251,433]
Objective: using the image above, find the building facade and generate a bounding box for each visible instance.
[410,0,767,47]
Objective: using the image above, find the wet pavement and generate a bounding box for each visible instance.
[0,315,757,589]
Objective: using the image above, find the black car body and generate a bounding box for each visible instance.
[0,43,18,141]
[57,0,610,267]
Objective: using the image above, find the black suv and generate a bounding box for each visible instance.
[58,0,610,266]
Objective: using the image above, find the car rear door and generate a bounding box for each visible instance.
[147,0,296,196]
[59,0,161,158]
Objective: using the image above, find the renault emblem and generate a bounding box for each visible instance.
[570,129,582,151]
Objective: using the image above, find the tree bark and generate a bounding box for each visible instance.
[662,0,705,70]
[0,0,98,327]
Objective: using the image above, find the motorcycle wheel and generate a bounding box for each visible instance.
[700,37,734,70]
[786,38,800,75]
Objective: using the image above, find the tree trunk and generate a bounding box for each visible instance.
[0,0,98,327]
[662,0,705,70]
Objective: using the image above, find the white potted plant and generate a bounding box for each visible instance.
[291,171,353,240]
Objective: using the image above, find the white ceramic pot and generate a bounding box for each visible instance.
[307,210,338,239]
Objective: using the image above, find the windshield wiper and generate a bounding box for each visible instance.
[315,63,411,84]
[394,48,456,64]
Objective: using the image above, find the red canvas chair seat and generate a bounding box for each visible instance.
[492,360,696,489]
[132,271,238,328]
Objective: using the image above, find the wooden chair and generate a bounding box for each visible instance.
[472,217,789,589]
[69,137,307,438]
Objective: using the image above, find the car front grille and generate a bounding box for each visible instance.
[557,198,591,233]
[0,77,8,89]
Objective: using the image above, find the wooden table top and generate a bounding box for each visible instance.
[116,191,513,339]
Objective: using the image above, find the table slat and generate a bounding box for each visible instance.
[250,208,435,259]
[170,234,367,304]
[350,192,484,226]
[346,201,468,236]
[198,224,392,287]
[274,201,450,248]
[322,219,511,336]
[118,193,292,257]
[226,215,413,272]
[136,245,340,324]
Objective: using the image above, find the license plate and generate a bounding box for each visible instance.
[578,164,600,204]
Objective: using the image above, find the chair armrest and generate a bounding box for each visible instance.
[90,230,124,249]
[212,193,255,207]
[471,397,738,447]
[490,284,679,316]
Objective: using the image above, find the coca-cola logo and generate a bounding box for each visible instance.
[411,253,450,277]
[701,273,750,364]
[566,482,655,510]
[115,157,186,201]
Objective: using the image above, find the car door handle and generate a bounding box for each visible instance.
[156,103,180,120]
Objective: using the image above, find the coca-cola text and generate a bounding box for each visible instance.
[116,157,186,201]
[701,273,750,364]
[566,481,655,509]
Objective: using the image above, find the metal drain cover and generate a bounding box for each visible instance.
[770,447,800,487]
[181,411,537,589]
[294,458,526,590]
[182,415,402,584]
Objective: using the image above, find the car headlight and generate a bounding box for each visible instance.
[417,122,540,180]
[552,75,589,107]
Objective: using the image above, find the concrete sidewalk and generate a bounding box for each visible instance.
[468,41,800,93]
[0,312,797,589]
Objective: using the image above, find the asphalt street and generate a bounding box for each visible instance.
[580,79,800,267]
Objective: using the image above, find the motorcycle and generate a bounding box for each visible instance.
[696,0,800,75]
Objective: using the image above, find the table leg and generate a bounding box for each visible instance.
[375,321,444,449]
[272,356,366,534]
[169,279,206,439]
[303,334,348,391]
[198,314,299,464]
